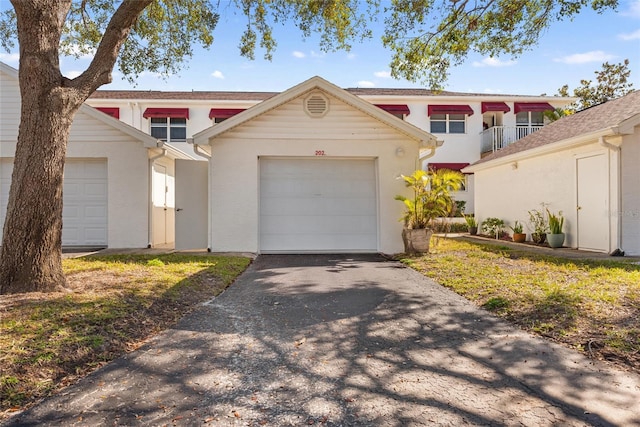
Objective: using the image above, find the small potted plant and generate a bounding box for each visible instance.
[481,217,505,240]
[527,208,548,244]
[546,209,565,248]
[510,221,526,243]
[464,214,477,235]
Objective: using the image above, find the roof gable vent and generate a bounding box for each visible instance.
[304,92,329,118]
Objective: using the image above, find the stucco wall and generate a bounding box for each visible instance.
[473,141,618,251]
[621,129,640,255]
[208,92,421,254]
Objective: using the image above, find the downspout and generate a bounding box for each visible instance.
[599,135,622,254]
[148,141,167,248]
[418,139,444,168]
[188,138,213,252]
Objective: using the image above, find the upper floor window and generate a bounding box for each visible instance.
[150,117,187,142]
[209,108,245,124]
[142,108,190,143]
[516,111,544,127]
[375,104,410,120]
[427,105,473,134]
[430,113,466,134]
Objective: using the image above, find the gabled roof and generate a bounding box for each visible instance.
[0,61,196,160]
[193,76,440,148]
[465,91,640,171]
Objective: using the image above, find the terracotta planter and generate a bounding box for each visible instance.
[512,233,526,243]
[402,228,433,254]
[546,233,565,248]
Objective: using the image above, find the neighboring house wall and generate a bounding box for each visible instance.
[621,128,640,255]
[207,92,420,254]
[473,141,620,252]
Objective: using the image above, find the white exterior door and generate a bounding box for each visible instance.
[152,163,168,245]
[259,158,377,252]
[576,154,609,252]
[1,159,108,246]
[175,159,208,250]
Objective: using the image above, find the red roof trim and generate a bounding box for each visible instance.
[209,108,246,119]
[142,108,189,119]
[428,105,474,116]
[375,104,410,115]
[95,107,120,119]
[428,162,470,172]
[481,102,510,114]
[514,102,554,113]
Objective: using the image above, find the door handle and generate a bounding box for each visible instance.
[576,206,582,210]
[176,208,183,212]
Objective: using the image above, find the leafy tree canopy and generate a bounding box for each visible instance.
[557,59,634,112]
[0,0,620,89]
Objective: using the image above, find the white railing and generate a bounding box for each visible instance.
[480,125,544,153]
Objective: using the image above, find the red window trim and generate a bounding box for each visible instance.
[514,102,554,114]
[209,108,245,119]
[143,108,190,119]
[95,107,120,119]
[428,105,474,116]
[374,104,410,115]
[481,102,510,114]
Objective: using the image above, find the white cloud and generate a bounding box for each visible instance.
[619,28,640,40]
[357,80,375,88]
[0,52,19,65]
[623,0,640,18]
[374,71,391,78]
[292,51,306,58]
[211,70,224,79]
[472,57,516,67]
[346,53,357,60]
[64,70,82,79]
[554,50,616,64]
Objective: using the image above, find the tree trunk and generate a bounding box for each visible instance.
[0,77,79,293]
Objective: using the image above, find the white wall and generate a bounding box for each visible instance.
[473,141,619,251]
[621,129,640,255]
[208,92,421,254]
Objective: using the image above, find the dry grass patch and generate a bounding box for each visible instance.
[402,238,640,373]
[0,254,251,420]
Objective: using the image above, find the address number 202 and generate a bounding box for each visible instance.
[315,150,325,156]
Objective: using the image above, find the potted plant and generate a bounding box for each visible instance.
[510,221,526,243]
[395,169,464,254]
[546,209,565,248]
[527,208,548,244]
[481,217,505,240]
[464,214,478,235]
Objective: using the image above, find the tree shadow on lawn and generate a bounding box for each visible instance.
[4,254,639,426]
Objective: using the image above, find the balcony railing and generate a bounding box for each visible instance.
[481,125,544,153]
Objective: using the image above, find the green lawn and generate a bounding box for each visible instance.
[0,254,251,419]
[402,237,640,372]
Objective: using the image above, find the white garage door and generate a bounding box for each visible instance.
[0,159,107,246]
[260,158,377,252]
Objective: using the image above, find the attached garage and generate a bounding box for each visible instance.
[193,76,441,254]
[259,158,377,252]
[1,158,108,246]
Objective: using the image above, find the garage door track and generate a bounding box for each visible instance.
[5,254,640,426]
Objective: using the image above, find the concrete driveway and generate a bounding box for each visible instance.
[5,254,640,426]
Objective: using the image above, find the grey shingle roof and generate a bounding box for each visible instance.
[472,91,640,166]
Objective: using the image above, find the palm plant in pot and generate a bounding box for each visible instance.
[527,208,548,244]
[546,209,565,248]
[395,169,464,254]
[464,214,478,235]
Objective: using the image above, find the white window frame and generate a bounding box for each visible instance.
[150,117,187,143]
[516,111,544,127]
[430,113,467,134]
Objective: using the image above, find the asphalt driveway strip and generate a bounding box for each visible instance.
[4,254,640,426]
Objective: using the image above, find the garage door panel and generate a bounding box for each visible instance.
[260,158,377,252]
[1,158,107,246]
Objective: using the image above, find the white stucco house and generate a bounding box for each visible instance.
[1,58,576,254]
[464,91,640,256]
[0,62,196,249]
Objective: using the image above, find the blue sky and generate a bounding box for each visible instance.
[1,0,639,95]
